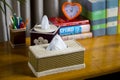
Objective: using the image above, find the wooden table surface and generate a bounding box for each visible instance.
[0,34,120,80]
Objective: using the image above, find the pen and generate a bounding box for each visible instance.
[10,16,17,29]
[13,13,18,29]
[17,17,20,29]
[20,22,25,29]
[24,18,29,28]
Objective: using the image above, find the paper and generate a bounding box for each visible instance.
[46,34,67,51]
[33,15,58,33]
[41,15,50,30]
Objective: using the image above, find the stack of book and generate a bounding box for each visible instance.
[49,16,92,41]
[79,0,106,37]
[106,0,118,35]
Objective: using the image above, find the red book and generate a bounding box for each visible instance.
[49,16,90,27]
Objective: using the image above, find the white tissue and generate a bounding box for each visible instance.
[46,34,67,51]
[41,15,50,30]
[34,15,58,33]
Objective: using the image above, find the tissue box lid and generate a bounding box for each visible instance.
[29,40,85,58]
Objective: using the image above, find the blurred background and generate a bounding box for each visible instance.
[0,0,79,42]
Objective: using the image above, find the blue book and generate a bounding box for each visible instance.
[58,24,90,36]
[106,0,118,35]
[58,25,82,36]
[78,0,106,37]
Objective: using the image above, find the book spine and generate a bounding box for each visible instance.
[49,17,89,27]
[106,0,118,35]
[58,24,90,36]
[80,0,106,37]
[92,23,106,37]
[61,32,92,41]
[87,0,106,11]
[87,10,106,21]
[118,0,120,34]
[81,0,106,20]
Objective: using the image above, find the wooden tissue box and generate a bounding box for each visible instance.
[28,40,85,77]
[9,25,26,48]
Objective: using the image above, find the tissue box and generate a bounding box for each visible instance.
[30,28,57,45]
[28,40,85,77]
[9,25,26,48]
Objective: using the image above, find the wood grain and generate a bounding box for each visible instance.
[0,35,120,80]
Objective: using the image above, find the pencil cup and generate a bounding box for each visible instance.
[9,25,26,48]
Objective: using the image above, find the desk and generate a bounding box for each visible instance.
[0,35,120,80]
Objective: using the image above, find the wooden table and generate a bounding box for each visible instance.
[0,34,120,80]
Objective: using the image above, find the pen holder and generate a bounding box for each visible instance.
[9,25,26,48]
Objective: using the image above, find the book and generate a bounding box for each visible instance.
[78,0,106,37]
[118,0,120,34]
[61,32,92,41]
[106,0,118,35]
[58,24,90,36]
[49,16,90,36]
[49,16,89,27]
[79,0,106,20]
